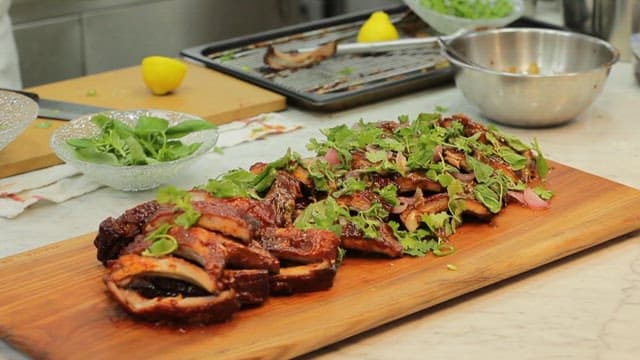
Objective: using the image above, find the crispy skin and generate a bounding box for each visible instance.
[340,223,403,258]
[259,227,340,264]
[94,201,160,265]
[269,260,336,295]
[194,200,260,243]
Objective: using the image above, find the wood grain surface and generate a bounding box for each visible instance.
[1,162,639,360]
[0,62,286,178]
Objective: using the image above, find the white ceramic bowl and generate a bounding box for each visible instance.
[50,109,218,191]
[0,90,39,151]
[402,0,524,34]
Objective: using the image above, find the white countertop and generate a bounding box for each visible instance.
[1,61,639,359]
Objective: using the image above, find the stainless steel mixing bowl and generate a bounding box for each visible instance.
[444,28,619,127]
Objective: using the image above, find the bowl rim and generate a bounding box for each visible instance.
[50,108,219,171]
[444,27,620,78]
[0,90,39,133]
[405,0,525,22]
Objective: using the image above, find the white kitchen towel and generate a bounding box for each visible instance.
[0,112,302,219]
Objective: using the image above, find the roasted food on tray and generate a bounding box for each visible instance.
[94,112,553,324]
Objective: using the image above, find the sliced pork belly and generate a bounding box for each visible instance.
[269,260,336,295]
[340,222,403,258]
[94,200,161,265]
[105,283,239,324]
[193,200,260,243]
[259,227,340,264]
[222,269,270,306]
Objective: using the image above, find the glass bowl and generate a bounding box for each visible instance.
[0,90,39,151]
[402,0,524,35]
[50,109,219,191]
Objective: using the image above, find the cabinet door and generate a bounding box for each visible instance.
[12,15,84,87]
[82,0,304,74]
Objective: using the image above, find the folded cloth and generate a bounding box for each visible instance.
[0,112,301,219]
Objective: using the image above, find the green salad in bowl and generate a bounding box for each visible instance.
[403,0,524,34]
[51,109,218,191]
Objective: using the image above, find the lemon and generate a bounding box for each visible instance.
[141,56,187,95]
[356,11,399,43]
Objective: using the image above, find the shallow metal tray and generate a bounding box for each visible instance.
[181,5,455,112]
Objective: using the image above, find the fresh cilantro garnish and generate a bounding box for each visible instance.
[157,186,200,228]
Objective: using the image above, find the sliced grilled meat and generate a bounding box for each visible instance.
[259,227,340,264]
[269,260,337,295]
[400,192,491,232]
[94,200,160,265]
[335,190,392,213]
[106,254,219,294]
[217,197,279,228]
[168,226,227,282]
[169,226,279,274]
[340,222,403,258]
[194,200,260,243]
[105,283,239,324]
[222,269,270,306]
[443,148,470,171]
[394,171,443,194]
[222,239,280,274]
[264,171,303,227]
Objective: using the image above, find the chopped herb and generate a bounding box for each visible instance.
[36,121,53,129]
[157,186,200,228]
[142,223,178,257]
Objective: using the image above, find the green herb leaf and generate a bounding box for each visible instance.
[532,139,549,180]
[165,119,216,139]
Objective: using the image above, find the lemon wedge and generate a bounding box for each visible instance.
[141,56,187,95]
[357,11,399,43]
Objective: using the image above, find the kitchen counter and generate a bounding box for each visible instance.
[1,60,639,359]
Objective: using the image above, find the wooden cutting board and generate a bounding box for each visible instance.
[0,62,286,179]
[1,162,639,360]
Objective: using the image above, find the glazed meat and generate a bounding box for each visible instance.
[193,200,261,243]
[269,260,337,295]
[95,113,552,325]
[259,227,340,264]
[341,222,404,258]
[94,200,160,265]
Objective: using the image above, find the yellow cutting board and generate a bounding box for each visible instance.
[1,162,639,359]
[0,62,286,179]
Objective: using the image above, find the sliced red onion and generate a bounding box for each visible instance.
[523,187,550,209]
[432,144,443,162]
[323,148,340,166]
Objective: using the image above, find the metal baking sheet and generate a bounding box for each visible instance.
[181,5,453,112]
